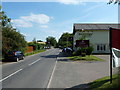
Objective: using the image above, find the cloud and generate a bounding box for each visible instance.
[11,19,33,28]
[3,0,108,3]
[83,4,104,13]
[57,0,108,5]
[3,0,108,5]
[21,13,51,24]
[57,0,81,5]
[40,25,48,28]
[21,33,30,37]
[12,13,52,28]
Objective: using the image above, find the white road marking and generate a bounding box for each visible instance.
[47,59,57,88]
[28,59,41,66]
[0,69,23,82]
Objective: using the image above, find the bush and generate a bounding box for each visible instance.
[86,46,94,55]
[72,46,94,56]
[81,52,86,57]
[72,49,81,56]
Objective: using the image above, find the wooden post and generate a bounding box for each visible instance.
[109,27,112,84]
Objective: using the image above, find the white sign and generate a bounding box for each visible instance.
[112,48,120,67]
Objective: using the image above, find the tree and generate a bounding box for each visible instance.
[58,32,73,48]
[2,27,27,55]
[0,7,11,28]
[1,9,27,56]
[32,37,37,44]
[108,0,120,4]
[46,36,57,47]
[28,41,44,51]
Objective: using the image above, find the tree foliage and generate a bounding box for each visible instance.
[108,0,120,4]
[2,27,27,54]
[27,42,44,51]
[46,36,57,47]
[1,9,27,56]
[58,32,73,48]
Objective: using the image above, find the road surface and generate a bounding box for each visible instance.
[1,48,60,88]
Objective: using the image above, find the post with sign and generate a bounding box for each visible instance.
[109,27,120,84]
[75,40,89,47]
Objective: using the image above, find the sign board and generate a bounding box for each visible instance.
[75,40,89,47]
[110,28,120,68]
[111,28,120,50]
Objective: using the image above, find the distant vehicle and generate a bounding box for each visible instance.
[5,51,24,62]
[44,46,51,49]
[62,47,73,53]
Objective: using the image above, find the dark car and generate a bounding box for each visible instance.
[62,47,73,53]
[5,51,24,62]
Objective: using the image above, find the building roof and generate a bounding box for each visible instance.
[74,23,119,30]
[73,23,120,34]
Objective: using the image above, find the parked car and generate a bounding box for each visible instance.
[62,47,73,53]
[5,51,24,62]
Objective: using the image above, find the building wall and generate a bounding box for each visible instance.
[73,30,110,54]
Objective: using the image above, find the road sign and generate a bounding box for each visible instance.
[110,28,120,67]
[109,27,120,83]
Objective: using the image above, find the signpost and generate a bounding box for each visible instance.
[110,27,120,83]
[75,40,89,47]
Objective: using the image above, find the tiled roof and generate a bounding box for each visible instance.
[74,23,120,30]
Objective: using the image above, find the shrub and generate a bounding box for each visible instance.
[81,52,86,57]
[86,46,94,55]
[72,46,94,56]
[72,49,81,56]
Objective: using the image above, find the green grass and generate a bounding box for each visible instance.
[24,50,46,56]
[89,74,120,89]
[67,55,104,61]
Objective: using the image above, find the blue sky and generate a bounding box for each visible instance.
[2,0,118,42]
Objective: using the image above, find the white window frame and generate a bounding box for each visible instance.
[97,44,106,51]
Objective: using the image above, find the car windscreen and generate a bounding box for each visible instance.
[8,51,14,55]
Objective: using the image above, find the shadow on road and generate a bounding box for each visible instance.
[58,52,72,57]
[1,58,17,63]
[64,83,90,90]
[40,55,58,58]
[57,52,73,62]
[40,51,72,59]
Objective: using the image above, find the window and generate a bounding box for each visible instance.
[97,44,106,51]
[97,45,99,51]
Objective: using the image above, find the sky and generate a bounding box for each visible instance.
[1,0,118,42]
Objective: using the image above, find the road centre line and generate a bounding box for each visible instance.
[28,59,41,66]
[0,69,23,82]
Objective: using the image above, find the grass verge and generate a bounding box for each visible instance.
[24,50,46,56]
[67,55,104,61]
[89,74,120,89]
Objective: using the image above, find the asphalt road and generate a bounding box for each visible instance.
[1,48,60,88]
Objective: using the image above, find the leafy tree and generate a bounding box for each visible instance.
[2,27,27,55]
[108,0,120,4]
[0,8,11,27]
[46,36,57,47]
[32,37,37,44]
[28,42,44,51]
[37,40,43,42]
[1,9,27,56]
[58,32,73,48]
